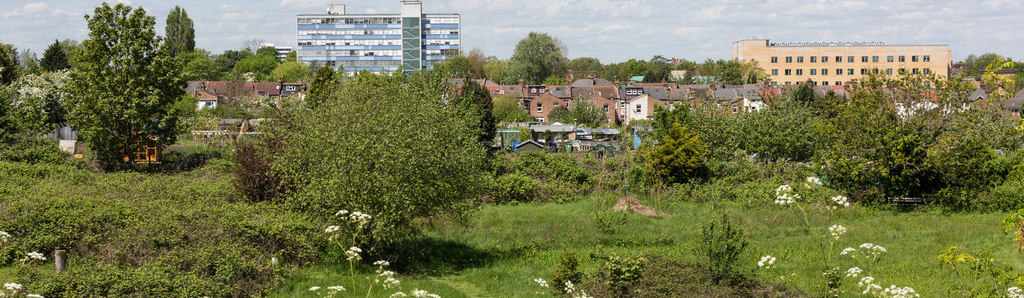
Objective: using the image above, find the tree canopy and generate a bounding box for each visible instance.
[503,32,567,85]
[40,40,70,72]
[270,61,311,82]
[66,3,185,169]
[164,6,195,57]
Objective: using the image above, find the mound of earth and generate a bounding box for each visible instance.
[612,196,673,216]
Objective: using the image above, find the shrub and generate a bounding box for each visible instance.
[0,161,321,296]
[269,71,487,251]
[695,213,748,282]
[233,134,286,202]
[592,252,647,296]
[642,123,707,185]
[0,138,80,167]
[550,251,583,294]
[490,173,541,203]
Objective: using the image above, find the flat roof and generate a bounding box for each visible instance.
[297,13,459,17]
[736,39,948,47]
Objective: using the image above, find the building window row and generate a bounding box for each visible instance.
[771,55,932,64]
[770,68,932,76]
[299,17,401,25]
[298,40,401,46]
[299,29,401,36]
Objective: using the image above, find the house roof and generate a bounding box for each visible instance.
[490,85,524,97]
[970,88,988,100]
[643,87,669,100]
[529,124,576,133]
[547,85,572,98]
[572,86,618,100]
[515,140,545,149]
[1006,88,1024,110]
[570,78,615,87]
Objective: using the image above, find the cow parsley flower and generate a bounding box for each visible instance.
[379,270,395,278]
[335,210,349,216]
[390,292,408,297]
[345,247,362,262]
[326,285,346,291]
[27,251,46,261]
[27,294,44,298]
[863,283,882,295]
[411,289,440,298]
[858,276,875,288]
[271,257,278,264]
[757,255,776,269]
[829,225,847,240]
[1009,287,1023,298]
[534,278,550,288]
[846,267,862,278]
[831,195,851,208]
[859,243,887,258]
[383,277,400,288]
[882,285,919,298]
[4,282,22,291]
[309,286,321,291]
[0,231,10,242]
[325,226,340,233]
[774,185,800,205]
[840,247,857,256]
[374,260,390,267]
[806,176,823,186]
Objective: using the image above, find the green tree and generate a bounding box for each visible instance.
[216,49,252,72]
[643,55,672,83]
[256,46,279,59]
[483,60,507,83]
[642,123,707,184]
[306,66,337,109]
[0,87,16,143]
[791,81,815,104]
[542,75,567,85]
[457,80,497,144]
[568,57,603,79]
[40,40,70,72]
[270,71,486,250]
[0,44,16,85]
[178,50,225,81]
[66,3,185,170]
[233,54,278,81]
[548,98,607,127]
[962,53,1004,76]
[434,55,474,78]
[503,32,567,84]
[285,50,297,62]
[270,61,311,82]
[164,6,195,57]
[492,95,530,123]
[467,48,486,79]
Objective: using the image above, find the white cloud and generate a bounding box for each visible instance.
[4,2,50,18]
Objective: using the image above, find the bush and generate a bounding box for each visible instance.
[695,213,748,282]
[0,161,321,296]
[550,251,583,294]
[592,252,646,296]
[641,123,707,185]
[269,71,487,251]
[486,152,596,203]
[0,138,80,167]
[490,172,541,203]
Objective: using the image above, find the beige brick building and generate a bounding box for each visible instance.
[733,39,951,86]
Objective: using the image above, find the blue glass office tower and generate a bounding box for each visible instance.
[296,1,460,72]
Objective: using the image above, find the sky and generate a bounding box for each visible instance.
[1,0,1022,63]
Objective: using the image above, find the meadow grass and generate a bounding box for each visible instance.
[274,192,1020,297]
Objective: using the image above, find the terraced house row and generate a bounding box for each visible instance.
[296,1,459,72]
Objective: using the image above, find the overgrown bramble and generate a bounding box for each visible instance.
[757,255,776,269]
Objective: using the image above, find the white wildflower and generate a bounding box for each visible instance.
[27,295,44,298]
[326,285,346,291]
[831,195,851,208]
[840,247,857,256]
[383,277,400,288]
[757,255,776,269]
[345,247,362,262]
[806,176,823,186]
[863,283,882,295]
[1009,287,1024,298]
[309,286,321,291]
[882,285,919,298]
[829,225,847,240]
[845,267,862,278]
[0,231,10,242]
[534,278,550,288]
[271,257,278,264]
[335,210,349,216]
[374,260,390,267]
[775,184,792,195]
[390,292,408,297]
[379,270,395,278]
[858,276,875,288]
[27,251,46,261]
[860,243,887,258]
[411,289,440,298]
[325,226,340,233]
[774,185,799,205]
[4,282,22,291]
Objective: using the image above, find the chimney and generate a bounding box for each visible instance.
[327,4,345,15]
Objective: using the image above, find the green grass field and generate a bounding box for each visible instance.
[272,193,1020,297]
